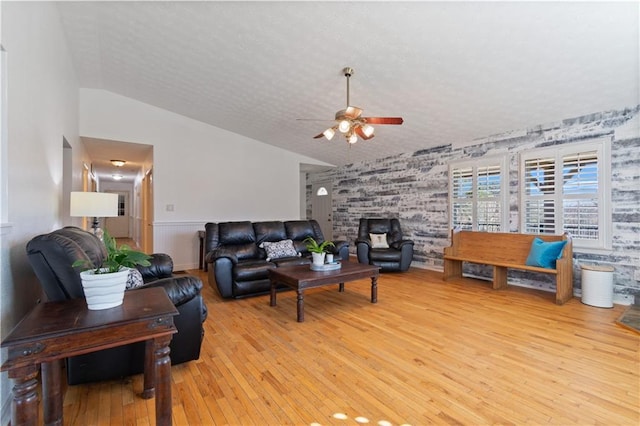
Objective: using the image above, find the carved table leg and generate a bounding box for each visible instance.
[297,290,304,322]
[42,359,63,425]
[371,276,378,303]
[141,339,155,399]
[9,364,39,426]
[154,335,173,426]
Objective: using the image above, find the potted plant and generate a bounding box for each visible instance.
[303,237,335,266]
[73,229,152,310]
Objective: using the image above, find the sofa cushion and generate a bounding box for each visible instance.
[219,221,256,245]
[367,219,392,234]
[272,256,310,267]
[233,259,275,281]
[229,243,259,261]
[285,220,317,241]
[260,239,299,261]
[253,221,287,245]
[369,248,403,262]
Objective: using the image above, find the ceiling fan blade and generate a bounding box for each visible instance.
[354,125,375,141]
[296,118,334,122]
[363,117,404,125]
[314,125,338,139]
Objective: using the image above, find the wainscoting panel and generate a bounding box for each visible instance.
[153,221,204,271]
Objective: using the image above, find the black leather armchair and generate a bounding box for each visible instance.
[26,226,208,385]
[356,218,414,272]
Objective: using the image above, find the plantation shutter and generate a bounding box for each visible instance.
[562,151,599,240]
[477,165,502,232]
[451,167,473,230]
[523,157,557,234]
[449,157,507,232]
[520,138,610,250]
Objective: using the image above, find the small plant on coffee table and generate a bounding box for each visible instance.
[303,237,335,254]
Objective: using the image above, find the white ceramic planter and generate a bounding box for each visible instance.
[79,267,129,310]
[311,252,326,266]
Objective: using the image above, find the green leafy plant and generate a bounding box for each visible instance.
[73,229,152,274]
[303,237,335,254]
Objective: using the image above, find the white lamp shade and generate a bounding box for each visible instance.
[323,128,336,140]
[338,120,351,133]
[70,192,118,217]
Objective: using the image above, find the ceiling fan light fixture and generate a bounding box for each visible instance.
[323,128,336,140]
[362,124,375,138]
[338,120,351,133]
[307,67,403,143]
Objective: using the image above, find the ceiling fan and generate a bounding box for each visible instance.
[311,67,403,144]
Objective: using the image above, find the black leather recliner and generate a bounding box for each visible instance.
[356,218,414,272]
[205,220,349,298]
[26,226,208,385]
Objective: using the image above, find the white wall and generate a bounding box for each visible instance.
[0,2,83,422]
[79,89,330,268]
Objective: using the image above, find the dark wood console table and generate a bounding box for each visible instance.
[1,286,178,426]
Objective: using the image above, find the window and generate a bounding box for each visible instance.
[520,137,611,250]
[449,156,508,232]
[316,187,328,196]
[117,194,125,216]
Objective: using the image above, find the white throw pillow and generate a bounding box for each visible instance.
[260,239,299,261]
[370,233,389,249]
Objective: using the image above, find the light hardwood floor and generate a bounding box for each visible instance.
[53,267,638,425]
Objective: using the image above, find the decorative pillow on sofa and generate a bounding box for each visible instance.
[260,239,299,261]
[525,237,568,269]
[370,233,389,249]
[126,268,144,289]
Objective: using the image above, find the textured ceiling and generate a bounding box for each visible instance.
[57,1,639,168]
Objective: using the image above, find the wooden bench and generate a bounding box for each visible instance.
[443,229,573,304]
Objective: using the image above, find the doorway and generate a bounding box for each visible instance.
[81,137,154,250]
[105,191,130,238]
[312,181,333,240]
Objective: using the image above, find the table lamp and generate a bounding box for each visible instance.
[70,191,118,240]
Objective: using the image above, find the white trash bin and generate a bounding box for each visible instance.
[581,264,614,308]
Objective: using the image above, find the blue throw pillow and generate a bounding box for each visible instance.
[525,238,568,269]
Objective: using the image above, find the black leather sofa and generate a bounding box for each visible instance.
[205,220,349,298]
[26,226,208,385]
[356,218,415,272]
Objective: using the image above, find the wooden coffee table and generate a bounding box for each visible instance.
[269,262,380,322]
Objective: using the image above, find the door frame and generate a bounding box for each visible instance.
[311,181,333,241]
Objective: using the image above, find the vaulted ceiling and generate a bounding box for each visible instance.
[57,1,639,168]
